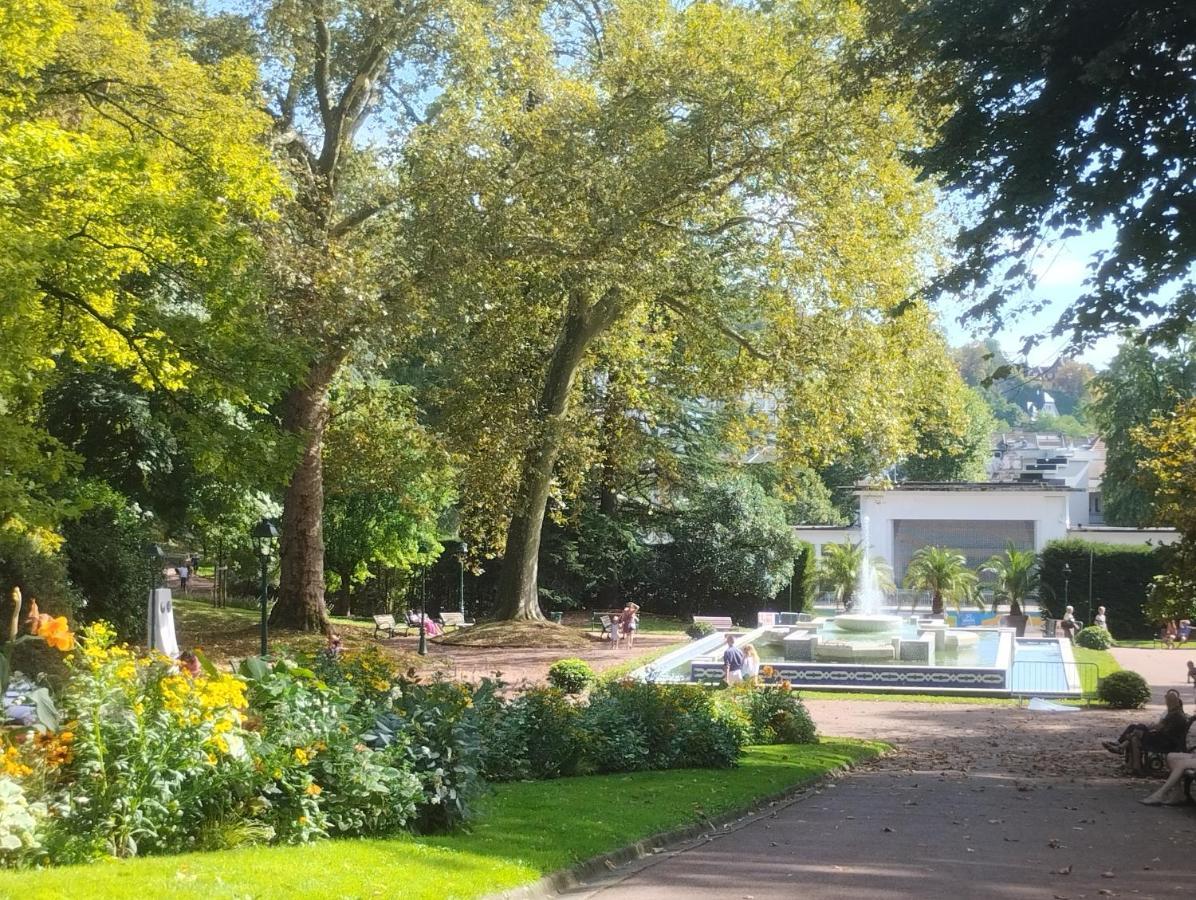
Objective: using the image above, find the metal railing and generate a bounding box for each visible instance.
[1008,659,1100,703]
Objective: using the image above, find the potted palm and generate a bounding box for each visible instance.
[903,546,980,617]
[981,544,1039,636]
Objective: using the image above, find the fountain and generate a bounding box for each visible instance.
[834,517,903,633]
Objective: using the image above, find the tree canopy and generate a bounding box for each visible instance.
[874,1,1196,348]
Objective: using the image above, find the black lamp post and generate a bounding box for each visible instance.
[252,519,279,658]
[457,540,468,619]
[143,543,164,651]
[143,542,164,588]
[1062,562,1072,616]
[416,546,430,656]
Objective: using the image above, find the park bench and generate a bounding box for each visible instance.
[693,615,734,631]
[439,611,474,631]
[372,614,398,640]
[591,610,621,632]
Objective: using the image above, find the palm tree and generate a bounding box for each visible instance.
[980,544,1039,617]
[903,546,980,616]
[817,542,895,611]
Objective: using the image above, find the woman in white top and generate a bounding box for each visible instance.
[742,644,761,683]
[1094,605,1108,631]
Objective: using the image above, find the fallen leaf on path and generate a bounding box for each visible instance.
[1052,865,1073,876]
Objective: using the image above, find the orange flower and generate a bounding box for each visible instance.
[32,614,74,651]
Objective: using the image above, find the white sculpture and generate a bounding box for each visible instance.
[146,587,179,657]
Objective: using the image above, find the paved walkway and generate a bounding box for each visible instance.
[570,693,1196,899]
[1111,647,1195,704]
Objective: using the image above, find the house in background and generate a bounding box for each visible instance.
[795,431,1178,581]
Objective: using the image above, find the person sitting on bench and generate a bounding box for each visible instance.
[1102,689,1188,774]
[1140,749,1196,805]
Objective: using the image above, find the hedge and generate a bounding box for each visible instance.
[1039,539,1169,639]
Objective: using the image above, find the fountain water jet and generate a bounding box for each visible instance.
[835,516,903,633]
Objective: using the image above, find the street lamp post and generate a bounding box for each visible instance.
[143,543,164,651]
[457,540,468,619]
[1062,562,1072,618]
[252,519,279,658]
[418,540,428,654]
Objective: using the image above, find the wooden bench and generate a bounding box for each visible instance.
[591,610,622,632]
[439,612,474,631]
[692,615,734,631]
[372,614,398,640]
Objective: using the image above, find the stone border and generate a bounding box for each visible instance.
[484,746,889,900]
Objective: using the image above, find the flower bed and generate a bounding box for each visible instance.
[1,617,818,868]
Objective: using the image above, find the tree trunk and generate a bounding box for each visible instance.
[931,591,944,616]
[596,384,621,611]
[271,354,343,632]
[495,293,620,620]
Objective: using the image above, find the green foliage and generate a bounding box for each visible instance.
[61,485,154,641]
[477,681,745,782]
[736,686,817,745]
[1075,626,1113,651]
[0,777,45,868]
[1088,337,1196,526]
[662,474,797,621]
[879,2,1196,346]
[1097,670,1152,710]
[547,658,595,695]
[0,531,77,620]
[817,542,895,610]
[980,544,1040,616]
[789,541,817,612]
[903,546,980,615]
[686,621,717,640]
[901,384,996,482]
[1039,540,1167,639]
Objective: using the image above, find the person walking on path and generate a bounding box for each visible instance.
[176,562,190,595]
[722,634,744,685]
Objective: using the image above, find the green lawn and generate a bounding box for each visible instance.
[633,614,688,634]
[1072,646,1121,695]
[0,741,884,899]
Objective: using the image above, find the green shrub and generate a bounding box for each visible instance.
[1097,670,1151,709]
[1039,540,1168,639]
[547,658,595,694]
[62,484,154,641]
[740,686,817,744]
[0,777,45,868]
[686,621,717,640]
[1075,626,1113,650]
[478,687,581,782]
[574,694,651,773]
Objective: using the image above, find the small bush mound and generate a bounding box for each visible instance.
[1075,625,1113,650]
[686,621,716,640]
[1098,670,1151,708]
[742,686,817,745]
[547,658,595,694]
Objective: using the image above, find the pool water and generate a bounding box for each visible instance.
[1009,639,1073,694]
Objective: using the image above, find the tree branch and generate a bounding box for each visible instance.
[658,295,773,362]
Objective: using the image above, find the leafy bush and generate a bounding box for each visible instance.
[0,777,45,868]
[1040,540,1169,639]
[1098,670,1151,709]
[686,621,716,640]
[740,686,817,744]
[61,484,154,641]
[547,658,595,694]
[479,687,581,782]
[1075,626,1113,650]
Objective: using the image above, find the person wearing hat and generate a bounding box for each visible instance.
[619,603,640,649]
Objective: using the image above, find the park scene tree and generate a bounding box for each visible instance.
[1,0,1194,895]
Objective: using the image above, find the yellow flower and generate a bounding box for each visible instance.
[297,816,308,826]
[294,747,310,764]
[371,679,389,692]
[305,783,322,796]
[1,747,31,778]
[206,754,217,765]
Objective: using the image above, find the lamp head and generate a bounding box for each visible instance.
[253,518,280,556]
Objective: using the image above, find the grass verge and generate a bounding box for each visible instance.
[0,741,884,900]
[599,640,689,682]
[1072,646,1121,696]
